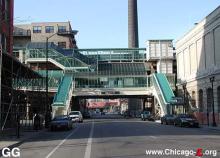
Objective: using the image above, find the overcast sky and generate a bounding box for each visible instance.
[14,0,220,48]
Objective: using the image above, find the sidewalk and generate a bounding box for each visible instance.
[200,125,220,131]
[0,127,45,150]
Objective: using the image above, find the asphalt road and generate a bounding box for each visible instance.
[2,115,220,158]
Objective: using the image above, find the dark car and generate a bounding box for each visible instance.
[50,115,73,131]
[123,110,130,118]
[83,111,91,119]
[101,111,105,115]
[161,114,175,125]
[141,111,151,121]
[174,114,199,127]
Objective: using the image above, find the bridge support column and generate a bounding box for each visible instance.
[167,104,171,115]
[128,98,142,117]
[79,99,87,114]
[142,98,146,111]
[71,97,80,111]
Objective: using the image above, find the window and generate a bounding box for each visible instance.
[33,26,42,33]
[191,91,196,108]
[58,42,66,48]
[198,89,203,112]
[45,26,54,33]
[58,26,66,33]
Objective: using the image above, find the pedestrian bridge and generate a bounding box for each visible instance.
[14,42,178,117]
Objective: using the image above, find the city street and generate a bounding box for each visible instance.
[2,115,219,158]
[1,1,220,158]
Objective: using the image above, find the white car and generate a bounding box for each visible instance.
[69,111,83,123]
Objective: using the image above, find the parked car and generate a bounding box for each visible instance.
[83,111,91,119]
[174,114,199,127]
[69,111,83,123]
[141,111,151,121]
[123,110,131,118]
[148,115,156,121]
[161,114,175,125]
[50,115,73,131]
[135,111,142,118]
[101,111,105,115]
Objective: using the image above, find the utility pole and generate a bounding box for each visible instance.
[45,37,49,128]
[0,34,2,129]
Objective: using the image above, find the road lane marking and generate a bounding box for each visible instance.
[84,121,94,158]
[149,136,157,139]
[45,127,79,158]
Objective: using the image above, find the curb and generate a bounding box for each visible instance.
[200,126,220,131]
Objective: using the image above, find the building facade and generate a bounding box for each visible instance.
[146,40,176,75]
[176,6,220,125]
[0,0,14,129]
[14,22,78,49]
[0,0,14,54]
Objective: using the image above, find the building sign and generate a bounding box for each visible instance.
[101,91,120,95]
[170,97,184,105]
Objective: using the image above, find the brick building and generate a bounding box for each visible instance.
[14,22,78,49]
[0,0,14,54]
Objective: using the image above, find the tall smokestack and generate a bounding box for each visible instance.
[128,0,139,48]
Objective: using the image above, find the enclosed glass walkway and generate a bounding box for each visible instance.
[14,42,177,116]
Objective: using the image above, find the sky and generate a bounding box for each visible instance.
[14,0,220,48]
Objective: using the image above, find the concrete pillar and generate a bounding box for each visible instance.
[128,98,142,116]
[71,97,80,111]
[142,98,146,111]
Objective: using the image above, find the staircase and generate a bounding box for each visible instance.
[152,73,175,116]
[26,47,72,68]
[26,42,95,67]
[52,74,73,117]
[50,44,96,65]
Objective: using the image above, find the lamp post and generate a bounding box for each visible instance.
[207,92,209,126]
[210,76,217,127]
[182,83,186,114]
[45,33,58,128]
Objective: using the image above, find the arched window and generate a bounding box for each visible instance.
[191,91,196,108]
[198,89,203,112]
[207,88,213,112]
[217,86,220,113]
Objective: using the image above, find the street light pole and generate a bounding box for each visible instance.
[207,96,209,126]
[210,76,217,127]
[45,37,50,128]
[182,83,186,114]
